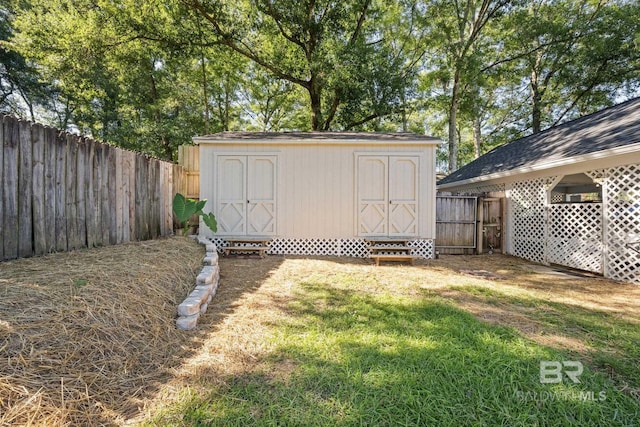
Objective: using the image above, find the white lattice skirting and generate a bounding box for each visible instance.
[209,237,435,259]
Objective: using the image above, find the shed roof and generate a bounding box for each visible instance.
[438,97,640,187]
[193,131,441,145]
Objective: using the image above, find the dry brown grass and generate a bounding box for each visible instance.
[0,237,204,426]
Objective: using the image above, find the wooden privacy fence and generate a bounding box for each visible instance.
[1,115,185,261]
[177,145,200,199]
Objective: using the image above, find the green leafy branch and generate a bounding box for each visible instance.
[172,193,217,236]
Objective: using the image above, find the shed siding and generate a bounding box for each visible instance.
[199,142,436,240]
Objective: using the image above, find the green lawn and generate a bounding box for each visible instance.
[145,257,640,426]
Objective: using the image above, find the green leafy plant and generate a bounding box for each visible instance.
[201,212,217,234]
[172,193,217,236]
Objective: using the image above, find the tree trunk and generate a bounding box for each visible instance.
[308,75,322,131]
[224,81,230,131]
[530,60,542,134]
[531,91,542,134]
[448,70,461,172]
[473,115,482,159]
[200,56,210,135]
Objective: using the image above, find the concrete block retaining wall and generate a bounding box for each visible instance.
[176,237,219,330]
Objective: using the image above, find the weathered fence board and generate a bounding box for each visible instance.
[115,148,124,244]
[178,145,200,198]
[172,164,184,228]
[160,163,167,235]
[0,116,186,261]
[126,150,135,241]
[89,141,103,247]
[435,195,478,254]
[3,119,19,260]
[32,123,46,255]
[151,159,161,238]
[99,143,110,245]
[66,134,80,250]
[44,127,57,252]
[136,155,144,239]
[107,145,118,245]
[18,121,33,258]
[85,140,96,247]
[0,117,4,260]
[162,162,171,234]
[76,137,88,249]
[54,130,67,252]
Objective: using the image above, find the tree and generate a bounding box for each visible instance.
[178,0,420,131]
[8,0,220,159]
[418,0,510,172]
[0,2,50,119]
[497,0,640,134]
[240,63,310,131]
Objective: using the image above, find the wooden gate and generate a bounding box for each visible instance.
[435,195,477,254]
[479,197,504,254]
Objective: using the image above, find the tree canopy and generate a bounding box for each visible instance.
[1,0,639,166]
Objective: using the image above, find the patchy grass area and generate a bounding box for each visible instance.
[2,246,639,425]
[143,255,640,426]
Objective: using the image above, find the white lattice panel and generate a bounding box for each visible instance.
[508,178,551,263]
[338,239,371,258]
[206,237,433,259]
[605,164,640,284]
[211,238,229,253]
[548,204,603,273]
[551,191,565,203]
[408,239,435,258]
[270,238,341,256]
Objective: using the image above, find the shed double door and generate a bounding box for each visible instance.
[216,155,276,235]
[357,156,419,236]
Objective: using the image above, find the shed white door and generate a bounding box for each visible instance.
[357,156,419,237]
[217,155,276,236]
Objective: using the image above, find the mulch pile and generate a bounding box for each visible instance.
[0,237,203,426]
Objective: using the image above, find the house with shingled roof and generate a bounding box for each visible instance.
[437,97,640,284]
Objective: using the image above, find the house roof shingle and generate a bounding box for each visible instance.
[438,97,640,186]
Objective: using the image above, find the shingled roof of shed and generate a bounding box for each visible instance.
[194,131,440,143]
[438,97,640,186]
